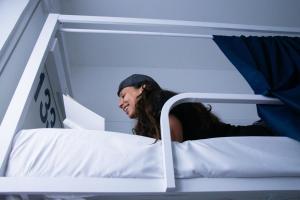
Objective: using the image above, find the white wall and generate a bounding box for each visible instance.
[52,0,300,27]
[65,33,258,133]
[1,1,298,132]
[71,67,258,133]
[0,0,30,55]
[0,0,48,123]
[55,0,300,133]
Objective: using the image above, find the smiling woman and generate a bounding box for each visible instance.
[117,74,277,142]
[118,86,142,118]
[118,74,161,118]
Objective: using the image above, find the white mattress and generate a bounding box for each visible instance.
[5,128,300,178]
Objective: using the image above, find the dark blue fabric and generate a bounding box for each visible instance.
[213,36,300,141]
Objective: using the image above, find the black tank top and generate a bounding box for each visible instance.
[170,103,276,141]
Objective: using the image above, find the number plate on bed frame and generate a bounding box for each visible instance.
[22,68,62,129]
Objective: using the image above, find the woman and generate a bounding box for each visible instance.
[118,74,276,142]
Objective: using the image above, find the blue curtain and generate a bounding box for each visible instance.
[213,36,300,141]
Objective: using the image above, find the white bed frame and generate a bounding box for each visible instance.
[0,14,300,199]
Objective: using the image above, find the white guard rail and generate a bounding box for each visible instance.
[160,92,282,191]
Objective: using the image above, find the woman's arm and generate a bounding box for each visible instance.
[169,114,183,142]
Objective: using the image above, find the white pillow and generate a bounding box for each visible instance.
[63,95,105,130]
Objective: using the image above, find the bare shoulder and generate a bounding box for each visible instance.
[169,114,183,142]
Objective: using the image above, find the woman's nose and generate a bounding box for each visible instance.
[118,99,124,108]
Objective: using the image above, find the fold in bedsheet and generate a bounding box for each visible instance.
[5,128,300,178]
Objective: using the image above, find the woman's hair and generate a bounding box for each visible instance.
[132,83,222,141]
[131,82,162,139]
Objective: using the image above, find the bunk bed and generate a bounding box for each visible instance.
[0,14,300,200]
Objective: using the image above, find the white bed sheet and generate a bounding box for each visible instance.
[5,128,300,178]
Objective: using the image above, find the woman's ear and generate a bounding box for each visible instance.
[139,84,146,94]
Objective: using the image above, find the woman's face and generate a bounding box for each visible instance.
[118,86,142,118]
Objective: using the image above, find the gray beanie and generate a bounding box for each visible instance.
[117,74,160,96]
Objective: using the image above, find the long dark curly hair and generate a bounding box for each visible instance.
[132,83,221,141]
[132,83,161,139]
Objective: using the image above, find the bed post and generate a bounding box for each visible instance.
[160,101,176,191]
[0,14,59,176]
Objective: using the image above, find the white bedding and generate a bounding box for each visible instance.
[6,128,300,178]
